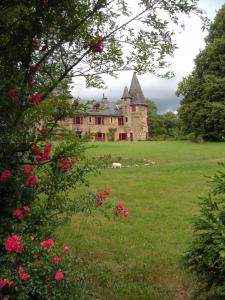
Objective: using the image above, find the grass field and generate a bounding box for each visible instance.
[58,141,225,300]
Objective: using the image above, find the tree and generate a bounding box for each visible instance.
[0,1,202,298]
[177,4,225,141]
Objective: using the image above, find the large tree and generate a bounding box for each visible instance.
[177,4,225,141]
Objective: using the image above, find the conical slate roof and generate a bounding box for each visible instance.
[121,86,132,99]
[129,72,147,106]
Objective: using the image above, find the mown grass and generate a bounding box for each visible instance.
[58,141,225,300]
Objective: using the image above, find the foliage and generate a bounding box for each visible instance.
[0,0,202,298]
[177,4,225,141]
[184,163,225,298]
[147,99,182,139]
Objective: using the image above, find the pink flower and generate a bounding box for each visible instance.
[40,239,55,248]
[96,199,103,206]
[105,187,110,195]
[26,175,39,187]
[14,209,24,220]
[62,162,69,171]
[55,271,64,281]
[5,235,24,253]
[0,279,7,289]
[0,169,11,182]
[31,145,40,154]
[52,256,61,264]
[28,94,41,104]
[9,280,14,288]
[63,245,70,253]
[71,159,76,165]
[124,210,129,217]
[117,202,123,210]
[20,273,30,280]
[8,89,16,97]
[23,205,30,211]
[24,165,31,174]
[35,155,43,162]
[19,266,25,273]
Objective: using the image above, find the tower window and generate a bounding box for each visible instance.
[126,117,128,122]
[131,105,136,112]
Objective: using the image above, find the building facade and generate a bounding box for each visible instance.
[62,72,148,141]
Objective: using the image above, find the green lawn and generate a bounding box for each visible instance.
[58,141,225,300]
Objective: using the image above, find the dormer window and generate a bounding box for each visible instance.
[131,105,136,112]
[93,102,100,111]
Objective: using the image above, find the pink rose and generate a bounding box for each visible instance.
[0,279,7,289]
[9,280,14,288]
[14,209,24,220]
[40,239,55,248]
[28,94,41,104]
[63,245,70,253]
[96,199,103,206]
[24,166,31,174]
[26,175,39,187]
[55,271,64,281]
[23,205,30,211]
[20,273,30,280]
[0,169,11,182]
[19,266,25,273]
[8,89,16,97]
[117,202,123,210]
[5,235,24,253]
[52,256,61,264]
[124,210,129,217]
[31,145,40,154]
[62,162,69,171]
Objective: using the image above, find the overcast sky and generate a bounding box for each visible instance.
[71,0,225,113]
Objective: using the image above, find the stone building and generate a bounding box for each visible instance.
[62,72,148,141]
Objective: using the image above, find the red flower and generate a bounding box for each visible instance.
[31,145,40,154]
[26,175,39,187]
[14,209,24,220]
[97,193,106,199]
[24,165,31,174]
[52,256,61,264]
[28,94,41,104]
[62,162,69,171]
[0,280,7,289]
[23,205,30,211]
[116,202,123,210]
[63,245,70,253]
[8,89,16,97]
[19,266,25,273]
[55,271,64,281]
[5,235,24,253]
[96,199,103,206]
[20,273,30,280]
[71,159,76,165]
[9,280,14,288]
[124,210,129,217]
[40,239,55,248]
[105,187,110,195]
[41,128,47,136]
[0,169,11,182]
[92,37,103,53]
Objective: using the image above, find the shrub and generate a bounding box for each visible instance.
[184,163,225,298]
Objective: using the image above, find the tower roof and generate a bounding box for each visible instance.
[129,72,147,106]
[121,86,132,99]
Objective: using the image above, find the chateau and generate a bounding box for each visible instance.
[62,72,148,141]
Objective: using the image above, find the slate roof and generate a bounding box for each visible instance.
[129,72,147,106]
[89,102,123,116]
[121,86,132,99]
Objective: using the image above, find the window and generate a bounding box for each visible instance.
[73,117,83,124]
[111,117,113,123]
[118,117,124,126]
[89,117,92,122]
[131,105,136,112]
[95,132,105,141]
[126,117,128,123]
[119,133,127,141]
[95,117,104,125]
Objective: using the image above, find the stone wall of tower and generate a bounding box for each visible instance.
[130,105,148,140]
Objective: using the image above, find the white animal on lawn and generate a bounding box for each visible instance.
[112,162,122,169]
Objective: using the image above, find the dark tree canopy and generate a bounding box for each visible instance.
[177,4,225,141]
